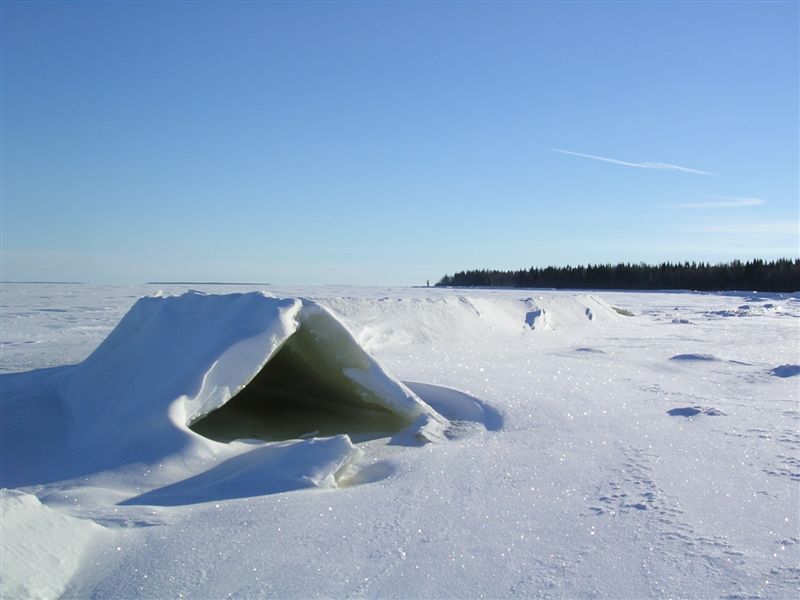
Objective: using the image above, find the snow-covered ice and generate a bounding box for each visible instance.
[1,283,798,599]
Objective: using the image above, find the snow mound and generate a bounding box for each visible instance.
[0,291,448,498]
[66,291,437,433]
[0,490,112,600]
[771,364,800,378]
[519,294,615,331]
[323,294,619,350]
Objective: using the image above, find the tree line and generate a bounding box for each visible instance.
[436,258,800,292]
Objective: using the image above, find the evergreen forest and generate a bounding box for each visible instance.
[436,258,800,292]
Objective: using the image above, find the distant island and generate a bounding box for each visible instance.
[436,258,800,293]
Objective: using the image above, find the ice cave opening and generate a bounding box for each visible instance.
[189,318,412,443]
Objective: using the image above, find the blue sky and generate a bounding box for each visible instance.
[2,1,797,284]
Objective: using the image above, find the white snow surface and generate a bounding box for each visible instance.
[1,283,799,599]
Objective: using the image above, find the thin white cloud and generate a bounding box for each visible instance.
[552,148,714,176]
[672,196,766,209]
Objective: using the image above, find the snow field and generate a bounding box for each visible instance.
[1,284,798,599]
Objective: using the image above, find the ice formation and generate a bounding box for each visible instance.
[1,291,448,496]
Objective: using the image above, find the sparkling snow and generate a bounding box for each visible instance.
[1,283,798,599]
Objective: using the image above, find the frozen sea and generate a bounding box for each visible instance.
[1,283,799,599]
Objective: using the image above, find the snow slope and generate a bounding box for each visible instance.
[1,284,798,599]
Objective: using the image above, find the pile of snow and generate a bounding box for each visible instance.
[322,293,618,351]
[0,491,112,599]
[1,291,448,498]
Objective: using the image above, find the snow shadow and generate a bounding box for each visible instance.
[525,308,546,329]
[404,382,504,432]
[574,347,607,354]
[667,406,725,417]
[669,353,720,362]
[668,353,750,366]
[771,365,800,378]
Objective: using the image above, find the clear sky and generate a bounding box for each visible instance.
[2,1,798,284]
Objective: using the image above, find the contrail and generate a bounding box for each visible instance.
[552,148,714,175]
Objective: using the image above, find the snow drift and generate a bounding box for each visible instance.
[0,491,112,599]
[322,293,620,352]
[0,291,448,499]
